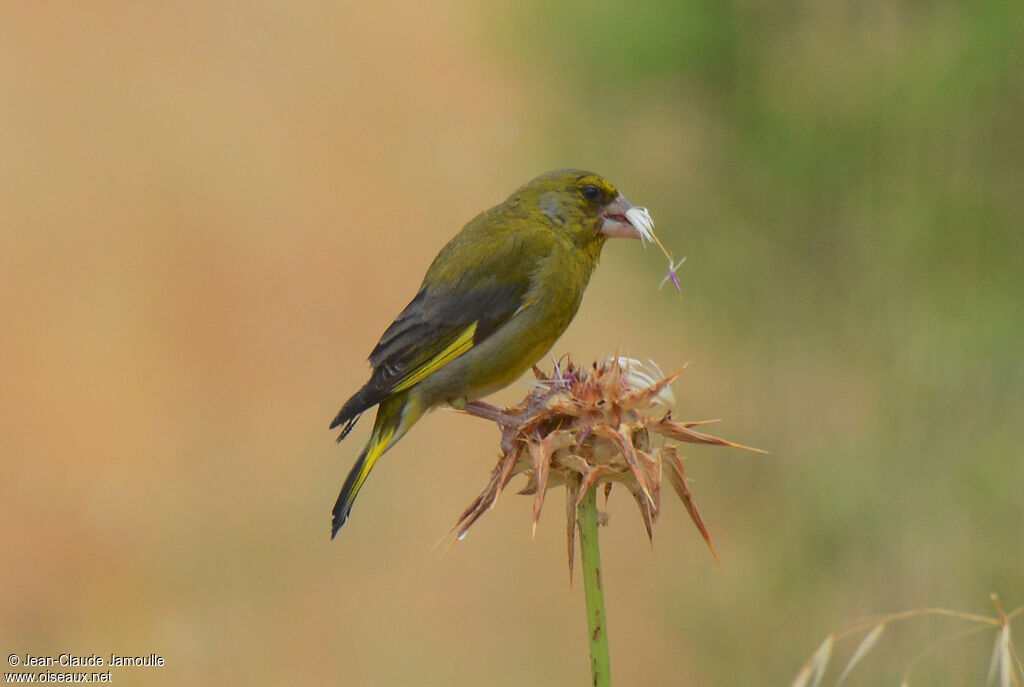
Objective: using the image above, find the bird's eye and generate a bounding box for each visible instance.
[581,184,602,202]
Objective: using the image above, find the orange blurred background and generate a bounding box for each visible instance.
[3,2,1021,685]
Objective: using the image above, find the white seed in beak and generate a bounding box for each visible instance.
[625,206,656,244]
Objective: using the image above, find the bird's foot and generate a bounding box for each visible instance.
[463,400,519,424]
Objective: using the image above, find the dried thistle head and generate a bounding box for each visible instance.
[451,356,761,575]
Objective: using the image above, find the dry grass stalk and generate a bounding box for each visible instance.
[792,594,1024,686]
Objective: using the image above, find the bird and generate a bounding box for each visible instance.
[329,168,649,538]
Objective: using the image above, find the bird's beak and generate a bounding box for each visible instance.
[600,195,645,239]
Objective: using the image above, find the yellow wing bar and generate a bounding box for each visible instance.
[391,322,478,392]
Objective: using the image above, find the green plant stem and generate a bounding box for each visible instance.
[578,485,611,687]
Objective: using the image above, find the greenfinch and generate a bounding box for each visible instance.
[329,169,650,537]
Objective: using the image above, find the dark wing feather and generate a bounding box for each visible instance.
[369,281,524,375]
[330,221,549,434]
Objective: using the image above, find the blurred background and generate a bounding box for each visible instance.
[2,1,1022,684]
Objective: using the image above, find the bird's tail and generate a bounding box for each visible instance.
[330,385,378,443]
[331,392,420,538]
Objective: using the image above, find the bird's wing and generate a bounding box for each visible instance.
[366,280,524,395]
[329,221,549,435]
[340,223,546,408]
[366,224,548,394]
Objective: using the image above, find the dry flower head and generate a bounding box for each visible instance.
[450,356,762,576]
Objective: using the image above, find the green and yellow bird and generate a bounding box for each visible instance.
[329,169,649,538]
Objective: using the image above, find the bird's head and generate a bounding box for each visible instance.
[512,169,646,260]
